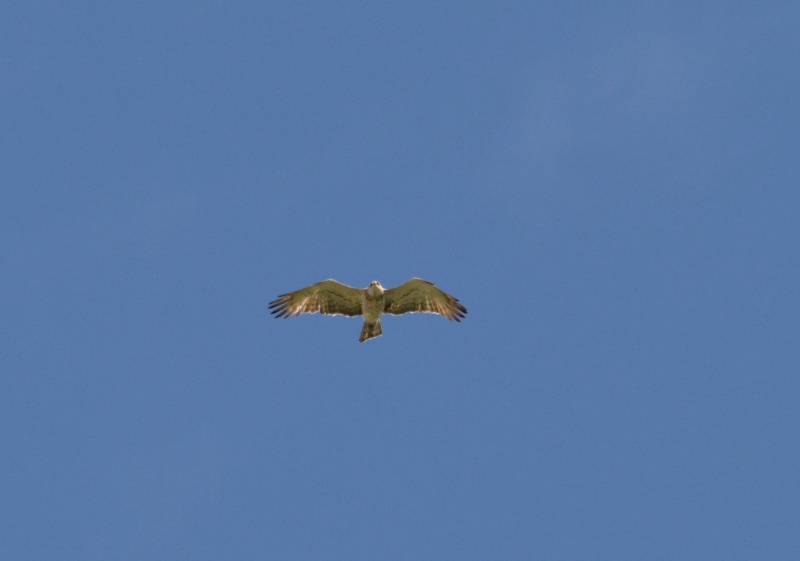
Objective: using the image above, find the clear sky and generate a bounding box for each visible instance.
[3,2,799,559]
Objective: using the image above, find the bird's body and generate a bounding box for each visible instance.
[269,278,467,343]
[360,282,386,342]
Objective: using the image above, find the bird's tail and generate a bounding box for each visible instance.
[359,320,382,343]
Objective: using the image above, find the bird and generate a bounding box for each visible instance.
[269,278,467,343]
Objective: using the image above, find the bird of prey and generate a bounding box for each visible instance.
[269,278,467,343]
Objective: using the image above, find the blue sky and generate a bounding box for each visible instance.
[3,2,799,559]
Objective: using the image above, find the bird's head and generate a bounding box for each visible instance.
[367,280,384,294]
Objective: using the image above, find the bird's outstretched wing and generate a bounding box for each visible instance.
[269,280,363,318]
[383,278,467,321]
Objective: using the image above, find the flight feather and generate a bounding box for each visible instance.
[383,278,467,321]
[268,279,363,318]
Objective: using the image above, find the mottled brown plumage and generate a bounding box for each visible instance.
[383,278,467,322]
[269,278,467,342]
[268,280,362,318]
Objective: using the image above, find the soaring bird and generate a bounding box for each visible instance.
[269,278,467,343]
